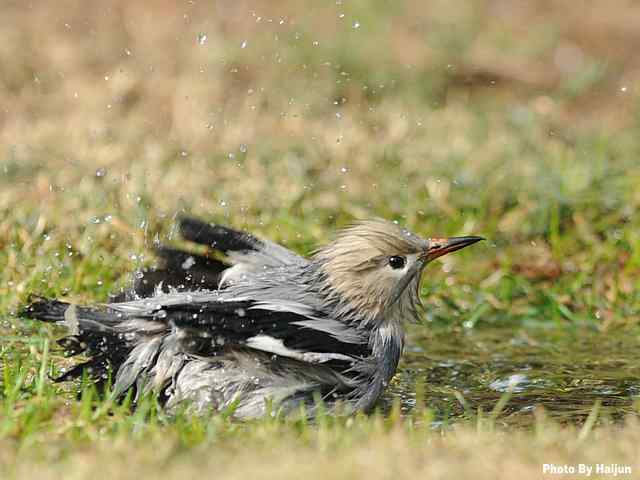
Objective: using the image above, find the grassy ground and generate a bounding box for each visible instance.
[1,0,640,477]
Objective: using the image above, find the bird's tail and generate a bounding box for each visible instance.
[21,297,70,322]
[19,296,134,385]
[21,296,118,325]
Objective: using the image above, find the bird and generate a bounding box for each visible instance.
[21,216,483,419]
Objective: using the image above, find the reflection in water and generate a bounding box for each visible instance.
[383,326,640,426]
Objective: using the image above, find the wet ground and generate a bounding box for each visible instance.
[384,326,640,426]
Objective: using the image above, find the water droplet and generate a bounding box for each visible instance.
[489,374,528,393]
[340,167,348,173]
[197,33,208,45]
[95,167,107,177]
[240,40,248,49]
[181,256,196,270]
[239,143,248,153]
[352,21,360,29]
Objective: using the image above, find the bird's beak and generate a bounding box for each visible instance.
[388,235,484,309]
[422,236,484,262]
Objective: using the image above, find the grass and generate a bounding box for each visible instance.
[1,0,640,477]
[2,341,640,480]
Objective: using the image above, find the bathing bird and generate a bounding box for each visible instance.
[21,217,482,418]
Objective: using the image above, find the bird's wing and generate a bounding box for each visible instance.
[179,216,306,267]
[112,216,305,301]
[108,292,368,363]
[22,292,369,397]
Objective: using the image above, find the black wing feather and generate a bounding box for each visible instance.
[155,300,370,358]
[112,217,262,301]
[21,294,369,390]
[111,246,228,301]
[179,216,263,252]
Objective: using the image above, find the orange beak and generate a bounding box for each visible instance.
[423,236,484,262]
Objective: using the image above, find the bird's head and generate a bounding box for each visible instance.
[313,220,483,324]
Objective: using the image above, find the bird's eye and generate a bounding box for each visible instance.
[388,255,407,269]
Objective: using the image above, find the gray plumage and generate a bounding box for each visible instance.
[21,217,482,419]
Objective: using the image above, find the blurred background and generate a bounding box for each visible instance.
[2,0,638,315]
[1,0,640,427]
[1,0,639,319]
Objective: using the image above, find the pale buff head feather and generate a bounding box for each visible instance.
[313,219,483,325]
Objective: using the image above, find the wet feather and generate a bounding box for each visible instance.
[20,216,480,418]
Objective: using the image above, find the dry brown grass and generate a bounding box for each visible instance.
[3,416,640,480]
[2,0,640,230]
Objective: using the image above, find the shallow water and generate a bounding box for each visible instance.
[384,326,640,426]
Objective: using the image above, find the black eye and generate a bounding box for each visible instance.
[388,255,406,269]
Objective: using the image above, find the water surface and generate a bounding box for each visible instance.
[385,326,640,426]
